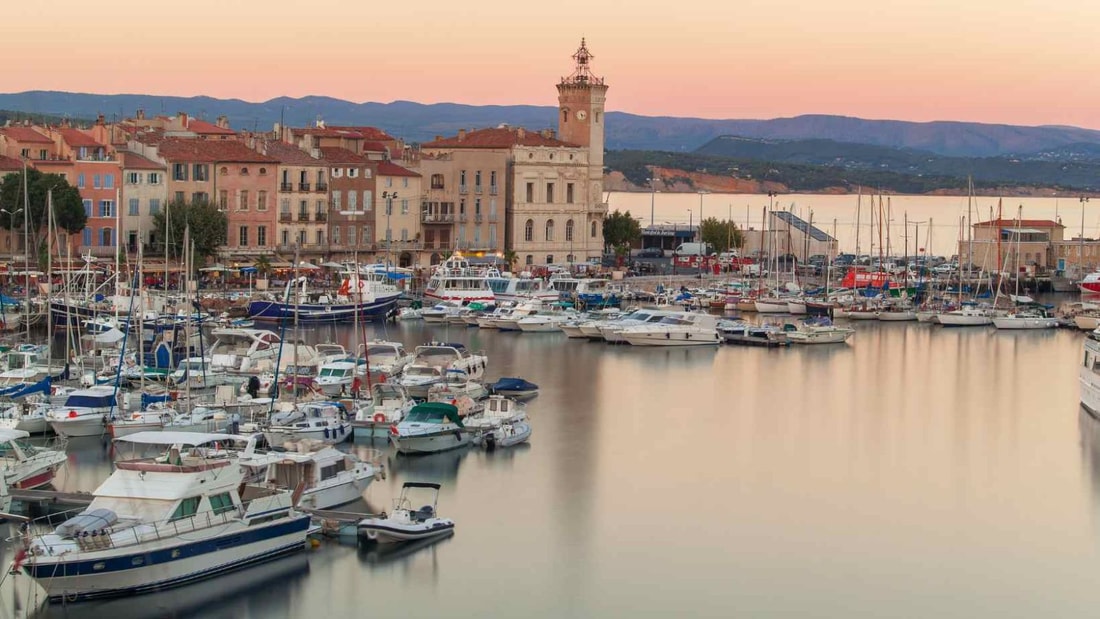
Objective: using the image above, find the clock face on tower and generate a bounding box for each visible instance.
[575,110,587,121]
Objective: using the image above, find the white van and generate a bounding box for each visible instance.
[673,242,713,256]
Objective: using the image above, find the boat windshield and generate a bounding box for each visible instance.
[406,366,439,377]
[366,345,397,357]
[319,367,350,378]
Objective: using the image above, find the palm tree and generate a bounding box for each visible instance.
[254,254,272,279]
[503,249,518,272]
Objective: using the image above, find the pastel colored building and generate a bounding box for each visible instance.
[117,151,167,254]
[412,146,507,260]
[43,126,122,255]
[374,161,422,267]
[319,146,375,259]
[260,140,329,256]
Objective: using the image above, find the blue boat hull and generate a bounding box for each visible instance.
[248,295,401,323]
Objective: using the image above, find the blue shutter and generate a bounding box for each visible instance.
[82,228,91,247]
[83,200,92,216]
[93,174,100,189]
[104,175,114,189]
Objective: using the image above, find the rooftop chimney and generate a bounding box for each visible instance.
[316,119,326,129]
[457,129,466,141]
[216,115,229,129]
[178,112,189,129]
[96,114,105,126]
[517,128,526,140]
[136,109,145,120]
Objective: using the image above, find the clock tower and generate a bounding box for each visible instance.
[557,38,607,171]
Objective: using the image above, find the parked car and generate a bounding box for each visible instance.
[637,247,665,258]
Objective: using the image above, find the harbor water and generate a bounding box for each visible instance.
[7,317,1099,618]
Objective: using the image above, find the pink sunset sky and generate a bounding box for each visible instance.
[4,0,1098,127]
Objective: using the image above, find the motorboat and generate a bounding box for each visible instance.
[937,305,996,327]
[389,402,471,454]
[407,342,487,381]
[314,360,358,396]
[364,340,415,378]
[467,396,532,450]
[1079,270,1100,294]
[718,322,791,347]
[243,439,384,510]
[598,309,676,343]
[206,328,283,374]
[357,481,454,544]
[45,386,119,438]
[785,318,855,345]
[262,401,352,446]
[0,428,67,489]
[426,370,488,412]
[0,399,52,434]
[398,365,447,399]
[19,431,312,602]
[1081,328,1100,414]
[619,312,722,347]
[109,404,229,438]
[488,377,540,399]
[168,357,230,391]
[352,382,415,439]
[421,301,462,324]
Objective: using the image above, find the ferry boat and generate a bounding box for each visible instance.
[487,274,558,304]
[548,275,622,307]
[18,431,312,602]
[423,257,495,305]
[248,271,402,323]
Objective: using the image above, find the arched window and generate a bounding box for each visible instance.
[524,219,534,242]
[590,221,597,238]
[545,219,555,241]
[565,219,574,242]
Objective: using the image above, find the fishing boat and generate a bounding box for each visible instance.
[262,401,352,446]
[248,272,401,323]
[18,431,312,602]
[467,396,532,450]
[0,428,67,489]
[357,482,454,544]
[389,402,471,454]
[352,382,416,439]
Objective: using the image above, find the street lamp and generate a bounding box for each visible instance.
[382,191,398,268]
[646,177,657,226]
[1081,196,1089,273]
[687,209,693,242]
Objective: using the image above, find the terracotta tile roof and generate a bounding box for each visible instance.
[0,127,52,144]
[157,139,277,163]
[294,127,365,139]
[360,141,389,153]
[119,151,165,170]
[186,118,236,135]
[261,140,325,166]
[422,127,577,149]
[329,126,395,141]
[57,128,103,148]
[975,219,1064,228]
[318,146,368,165]
[0,155,23,171]
[377,161,420,178]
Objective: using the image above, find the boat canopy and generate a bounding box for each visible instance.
[0,376,51,399]
[116,431,236,446]
[406,402,463,427]
[64,392,116,408]
[0,427,31,441]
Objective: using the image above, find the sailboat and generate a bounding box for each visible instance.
[992,205,1057,330]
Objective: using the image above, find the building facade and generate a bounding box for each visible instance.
[117,151,167,254]
[959,218,1064,272]
[375,161,422,267]
[320,146,375,260]
[263,140,329,257]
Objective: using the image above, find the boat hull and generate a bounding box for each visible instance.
[621,331,721,346]
[992,317,1058,330]
[358,519,455,544]
[263,424,352,447]
[49,417,109,438]
[937,313,993,327]
[297,475,374,511]
[248,296,400,323]
[24,515,311,603]
[391,430,471,455]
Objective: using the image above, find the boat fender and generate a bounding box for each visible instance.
[389,424,399,435]
[68,410,77,418]
[323,427,330,439]
[665,332,670,339]
[373,412,386,423]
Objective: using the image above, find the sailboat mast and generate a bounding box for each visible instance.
[46,190,53,369]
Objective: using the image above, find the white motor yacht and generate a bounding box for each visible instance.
[46,386,119,438]
[263,401,352,446]
[352,382,415,439]
[466,396,532,450]
[243,439,384,510]
[314,360,358,396]
[19,432,312,602]
[364,340,415,378]
[619,312,722,346]
[0,428,67,489]
[785,318,855,345]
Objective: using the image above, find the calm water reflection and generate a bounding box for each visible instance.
[7,318,1100,618]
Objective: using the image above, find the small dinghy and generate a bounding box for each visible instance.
[357,481,455,544]
[488,377,539,399]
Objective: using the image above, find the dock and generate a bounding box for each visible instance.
[300,507,378,537]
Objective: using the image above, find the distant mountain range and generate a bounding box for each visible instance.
[3,91,1100,158]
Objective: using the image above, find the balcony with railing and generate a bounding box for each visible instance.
[421,212,455,224]
[298,211,309,222]
[315,212,327,222]
[458,184,468,195]
[474,185,483,194]
[489,185,499,195]
[279,212,293,222]
[280,182,293,192]
[299,182,311,191]
[458,213,468,223]
[474,214,483,224]
[315,182,328,192]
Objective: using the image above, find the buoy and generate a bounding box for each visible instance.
[310,538,321,549]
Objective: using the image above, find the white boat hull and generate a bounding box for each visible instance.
[24,516,311,602]
[0,415,50,434]
[49,416,109,438]
[358,519,455,544]
[621,330,721,346]
[787,329,854,345]
[754,300,789,313]
[1075,316,1100,331]
[391,430,471,454]
[992,317,1058,330]
[560,325,588,338]
[937,313,993,327]
[787,301,808,314]
[877,311,918,322]
[296,473,375,510]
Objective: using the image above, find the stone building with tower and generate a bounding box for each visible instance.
[418,39,609,267]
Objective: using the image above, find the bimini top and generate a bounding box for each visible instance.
[116,431,237,447]
[405,402,463,427]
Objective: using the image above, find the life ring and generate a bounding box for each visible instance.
[373,412,386,423]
